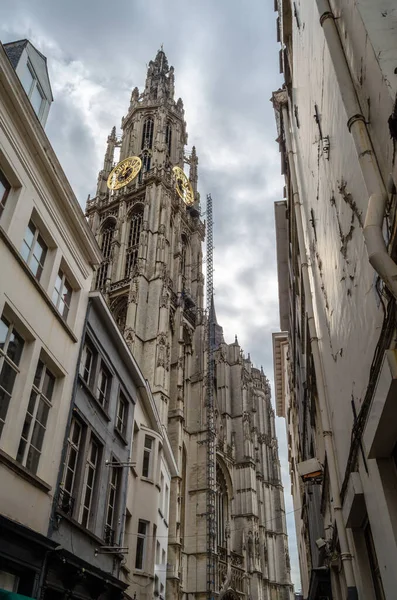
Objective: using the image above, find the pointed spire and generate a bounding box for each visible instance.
[209,294,224,349]
[144,48,174,103]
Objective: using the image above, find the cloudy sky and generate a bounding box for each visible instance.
[1,0,300,590]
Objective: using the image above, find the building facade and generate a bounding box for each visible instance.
[272,1,397,599]
[87,49,293,600]
[0,41,101,595]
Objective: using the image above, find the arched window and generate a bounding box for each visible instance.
[111,296,128,333]
[125,208,143,278]
[141,117,154,150]
[165,120,172,155]
[96,220,115,290]
[181,234,188,284]
[216,465,229,549]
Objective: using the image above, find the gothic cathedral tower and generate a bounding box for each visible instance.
[86,49,206,598]
[87,50,292,600]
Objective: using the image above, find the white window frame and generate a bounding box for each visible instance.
[135,520,148,570]
[105,460,121,541]
[22,60,46,119]
[52,269,72,320]
[80,343,94,385]
[142,435,154,478]
[80,435,100,529]
[0,316,24,438]
[96,365,110,408]
[16,358,55,474]
[60,417,83,515]
[116,392,127,435]
[21,220,47,281]
[0,168,11,219]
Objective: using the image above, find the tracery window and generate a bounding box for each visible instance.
[96,220,115,290]
[165,120,172,155]
[141,117,154,150]
[125,209,143,278]
[216,465,229,548]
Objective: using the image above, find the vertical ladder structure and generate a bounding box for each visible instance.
[206,193,216,600]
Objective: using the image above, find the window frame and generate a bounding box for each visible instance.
[21,59,46,119]
[0,169,11,219]
[59,417,83,517]
[105,460,122,544]
[16,358,55,474]
[0,316,25,438]
[142,435,154,478]
[79,434,100,529]
[96,363,111,409]
[52,269,73,320]
[116,391,128,437]
[80,342,94,386]
[135,519,148,570]
[21,220,48,281]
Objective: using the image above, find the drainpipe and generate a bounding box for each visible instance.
[316,0,397,298]
[282,105,358,600]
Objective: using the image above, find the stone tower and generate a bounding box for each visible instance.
[86,50,292,600]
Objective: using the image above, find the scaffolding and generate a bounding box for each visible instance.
[206,193,216,600]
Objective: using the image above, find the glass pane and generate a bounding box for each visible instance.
[26,445,40,474]
[36,399,50,426]
[43,369,55,400]
[144,436,153,449]
[68,447,77,471]
[16,438,27,463]
[34,361,44,388]
[135,537,144,569]
[55,272,63,293]
[20,411,33,441]
[90,441,98,464]
[27,391,37,414]
[30,256,40,278]
[71,420,81,445]
[20,61,34,95]
[52,288,60,307]
[0,387,12,423]
[64,467,74,493]
[0,317,9,349]
[33,236,46,263]
[30,83,44,115]
[21,240,31,262]
[0,361,17,393]
[7,329,24,365]
[30,420,46,450]
[24,222,35,249]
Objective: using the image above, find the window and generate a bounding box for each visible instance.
[125,210,143,278]
[96,221,115,290]
[17,359,55,474]
[216,466,229,548]
[105,461,121,544]
[135,520,148,569]
[0,169,11,218]
[142,435,153,478]
[20,60,45,118]
[0,316,24,437]
[80,435,100,528]
[80,343,94,385]
[21,220,47,281]
[116,392,128,436]
[60,418,82,516]
[141,117,154,150]
[52,270,72,320]
[164,483,169,519]
[165,121,172,155]
[96,365,110,408]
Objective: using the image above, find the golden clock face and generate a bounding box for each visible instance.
[107,156,142,190]
[173,166,195,206]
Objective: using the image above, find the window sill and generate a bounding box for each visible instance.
[78,375,111,422]
[0,226,78,343]
[114,427,128,446]
[133,569,154,579]
[0,448,51,493]
[55,509,107,546]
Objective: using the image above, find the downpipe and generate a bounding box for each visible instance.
[316,0,397,299]
[282,105,358,600]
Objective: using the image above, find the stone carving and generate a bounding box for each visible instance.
[160,285,169,308]
[129,280,139,304]
[124,327,134,350]
[157,333,168,368]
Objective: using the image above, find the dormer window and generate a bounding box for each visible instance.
[20,60,46,119]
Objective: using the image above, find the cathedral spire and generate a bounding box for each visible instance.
[143,48,175,103]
